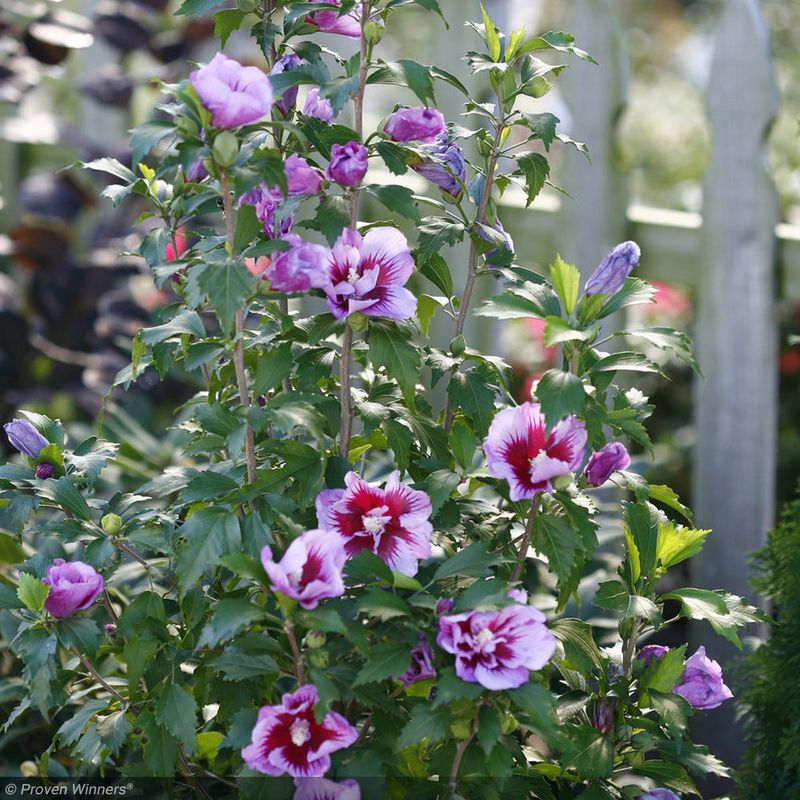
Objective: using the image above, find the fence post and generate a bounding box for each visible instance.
[692,0,779,777]
[556,0,629,277]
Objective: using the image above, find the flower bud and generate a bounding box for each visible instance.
[4,418,49,459]
[101,513,123,535]
[585,241,641,297]
[35,463,54,480]
[590,699,615,735]
[435,597,454,615]
[326,140,368,187]
[212,131,239,168]
[308,649,329,669]
[584,442,631,487]
[364,19,383,44]
[552,472,574,491]
[20,761,38,778]
[305,631,326,649]
[449,335,466,356]
[104,623,117,637]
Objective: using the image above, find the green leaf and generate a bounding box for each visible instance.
[535,369,585,430]
[17,572,49,612]
[449,420,479,470]
[356,588,411,620]
[590,351,662,375]
[543,317,596,347]
[417,252,453,297]
[38,476,92,520]
[432,667,483,707]
[478,706,502,754]
[423,470,460,515]
[155,684,198,755]
[433,541,503,581]
[551,619,605,674]
[198,262,253,334]
[175,0,225,14]
[97,710,133,754]
[0,533,25,565]
[365,185,421,222]
[314,195,351,246]
[519,112,560,150]
[353,641,412,686]
[213,9,246,47]
[253,342,294,395]
[514,152,550,206]
[417,217,465,262]
[210,639,280,681]
[625,501,659,581]
[197,599,263,647]
[368,59,435,104]
[446,369,496,435]
[480,3,501,61]
[647,483,693,523]
[549,255,580,314]
[58,699,108,746]
[657,522,710,569]
[518,30,596,64]
[141,711,178,775]
[81,157,136,183]
[397,705,451,749]
[508,683,559,742]
[376,140,409,175]
[297,607,346,634]
[175,508,241,597]
[532,514,581,585]
[643,644,687,693]
[139,310,206,345]
[368,324,419,403]
[562,724,613,778]
[621,326,700,374]
[476,282,561,320]
[56,619,101,657]
[594,580,627,613]
[649,690,689,733]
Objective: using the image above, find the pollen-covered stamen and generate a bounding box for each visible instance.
[288,569,303,588]
[475,627,494,649]
[290,718,311,746]
[347,266,360,284]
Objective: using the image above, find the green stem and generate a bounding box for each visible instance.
[448,712,479,794]
[71,648,125,705]
[511,497,539,583]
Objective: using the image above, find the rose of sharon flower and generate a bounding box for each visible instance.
[286,154,324,197]
[242,685,357,777]
[638,644,670,666]
[240,185,293,239]
[4,419,48,459]
[326,141,368,187]
[261,529,345,610]
[437,603,556,690]
[397,638,436,687]
[303,88,334,122]
[324,227,416,320]
[585,241,641,297]
[412,133,466,196]
[293,778,360,800]
[265,235,330,294]
[385,106,446,143]
[638,791,680,800]
[190,53,273,129]
[673,646,733,710]
[305,0,361,37]
[270,54,303,116]
[316,470,432,576]
[584,442,631,487]
[483,402,587,501]
[42,559,104,619]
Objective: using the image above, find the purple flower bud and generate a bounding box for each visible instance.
[43,559,104,619]
[397,638,436,687]
[305,0,361,38]
[326,141,368,187]
[638,644,670,666]
[186,160,208,183]
[104,623,117,637]
[270,54,303,117]
[35,463,55,480]
[585,241,641,297]
[637,791,680,800]
[190,53,273,129]
[385,106,446,143]
[584,442,631,487]
[264,234,330,294]
[4,419,49,459]
[435,598,454,615]
[607,662,624,682]
[302,88,334,122]
[507,588,528,604]
[256,395,267,407]
[286,154,324,196]
[412,133,466,196]
[240,185,293,239]
[674,646,733,710]
[477,218,514,262]
[590,699,615,735]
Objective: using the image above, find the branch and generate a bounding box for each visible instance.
[71,648,125,705]
[284,618,306,685]
[510,498,539,584]
[448,712,479,794]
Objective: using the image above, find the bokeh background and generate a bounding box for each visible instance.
[0,0,798,790]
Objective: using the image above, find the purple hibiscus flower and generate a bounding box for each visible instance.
[4,418,48,459]
[264,235,330,294]
[261,529,345,609]
[585,241,641,297]
[326,141,368,187]
[240,185,293,239]
[305,0,361,37]
[323,227,416,320]
[286,154,324,196]
[42,559,104,619]
[242,685,357,777]
[293,778,361,800]
[270,53,303,116]
[412,132,466,196]
[437,602,556,690]
[316,470,433,576]
[384,106,446,143]
[483,402,587,501]
[303,88,335,122]
[584,442,631,487]
[190,53,273,129]
[674,646,733,710]
[397,638,436,687]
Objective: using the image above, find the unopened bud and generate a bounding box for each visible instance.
[435,598,454,616]
[590,699,614,735]
[212,131,239,168]
[552,472,574,491]
[20,761,38,778]
[308,649,329,669]
[104,624,117,637]
[305,631,326,649]
[364,20,383,45]
[35,463,54,480]
[449,335,466,356]
[101,513,122,535]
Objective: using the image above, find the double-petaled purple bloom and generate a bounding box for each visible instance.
[412,132,466,196]
[270,54,303,117]
[190,53,273,129]
[4,419,48,459]
[240,185,293,239]
[303,88,334,122]
[316,470,433,576]
[242,685,357,777]
[674,646,733,710]
[637,791,680,800]
[261,529,345,610]
[326,141,368,187]
[42,559,104,619]
[437,601,556,690]
[397,638,436,687]
[293,778,361,800]
[323,227,416,321]
[264,235,330,294]
[305,0,361,37]
[385,106,446,143]
[483,402,587,501]
[585,241,641,297]
[584,442,631,486]
[286,154,324,196]
[638,644,670,666]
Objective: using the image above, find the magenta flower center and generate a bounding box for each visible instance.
[290,718,311,746]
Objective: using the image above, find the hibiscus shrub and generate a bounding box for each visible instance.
[0,1,767,798]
